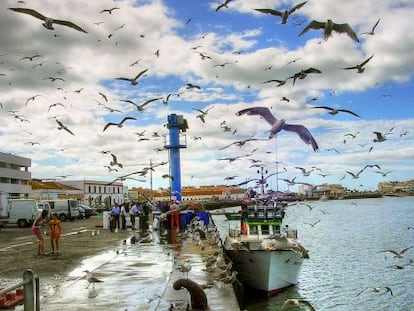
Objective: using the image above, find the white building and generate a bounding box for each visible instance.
[59,180,125,208]
[0,152,31,199]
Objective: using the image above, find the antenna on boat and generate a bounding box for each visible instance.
[275,139,279,194]
[257,166,268,196]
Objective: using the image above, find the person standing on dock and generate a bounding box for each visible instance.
[142,201,151,231]
[111,202,121,230]
[120,203,128,230]
[170,199,180,231]
[32,209,49,255]
[48,212,61,254]
[129,202,138,230]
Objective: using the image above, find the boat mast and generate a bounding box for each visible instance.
[258,166,267,196]
[275,139,279,193]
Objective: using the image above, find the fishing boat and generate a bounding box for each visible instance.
[223,196,309,296]
[319,194,329,201]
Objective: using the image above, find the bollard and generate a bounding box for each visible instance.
[23,269,35,311]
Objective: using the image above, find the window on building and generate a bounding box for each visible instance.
[98,186,101,193]
[88,185,91,193]
[94,186,96,193]
[10,164,19,170]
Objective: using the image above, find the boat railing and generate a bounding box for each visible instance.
[229,228,241,238]
[283,227,298,239]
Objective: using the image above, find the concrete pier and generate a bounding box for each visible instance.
[156,231,241,310]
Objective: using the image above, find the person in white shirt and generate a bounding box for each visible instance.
[120,203,127,230]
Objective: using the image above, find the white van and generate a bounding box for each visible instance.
[7,199,42,227]
[0,192,8,227]
[44,199,79,221]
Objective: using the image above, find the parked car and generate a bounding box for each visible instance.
[78,204,97,219]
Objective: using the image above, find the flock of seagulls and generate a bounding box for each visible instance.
[2,2,406,193]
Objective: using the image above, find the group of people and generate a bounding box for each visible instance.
[109,201,151,232]
[31,210,61,255]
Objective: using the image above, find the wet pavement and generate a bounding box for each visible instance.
[41,232,174,310]
[7,225,241,311]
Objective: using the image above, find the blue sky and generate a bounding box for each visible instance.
[1,0,413,193]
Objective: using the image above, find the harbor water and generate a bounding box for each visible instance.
[212,196,414,311]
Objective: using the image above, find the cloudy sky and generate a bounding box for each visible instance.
[1,0,413,193]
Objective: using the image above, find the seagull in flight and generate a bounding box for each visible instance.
[219,137,266,150]
[120,97,162,112]
[254,1,308,24]
[8,8,87,33]
[48,102,66,112]
[356,286,393,297]
[236,106,319,152]
[311,106,360,117]
[281,298,315,310]
[304,219,321,227]
[288,67,322,85]
[379,246,413,258]
[115,68,148,85]
[109,153,123,168]
[194,106,213,123]
[100,7,119,14]
[103,116,136,131]
[299,19,359,42]
[360,18,380,35]
[373,131,387,142]
[218,154,251,163]
[346,164,381,179]
[341,55,374,73]
[216,0,234,12]
[374,170,394,177]
[54,118,75,135]
[25,94,42,106]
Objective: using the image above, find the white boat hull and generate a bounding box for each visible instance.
[226,248,304,295]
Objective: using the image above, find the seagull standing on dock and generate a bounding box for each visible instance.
[177,259,192,279]
[236,106,319,152]
[83,270,103,289]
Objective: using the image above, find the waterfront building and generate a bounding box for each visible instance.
[30,179,82,201]
[59,180,126,208]
[378,179,414,193]
[0,152,31,199]
[297,183,346,198]
[128,185,245,202]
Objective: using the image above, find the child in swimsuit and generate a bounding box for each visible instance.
[32,209,49,255]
